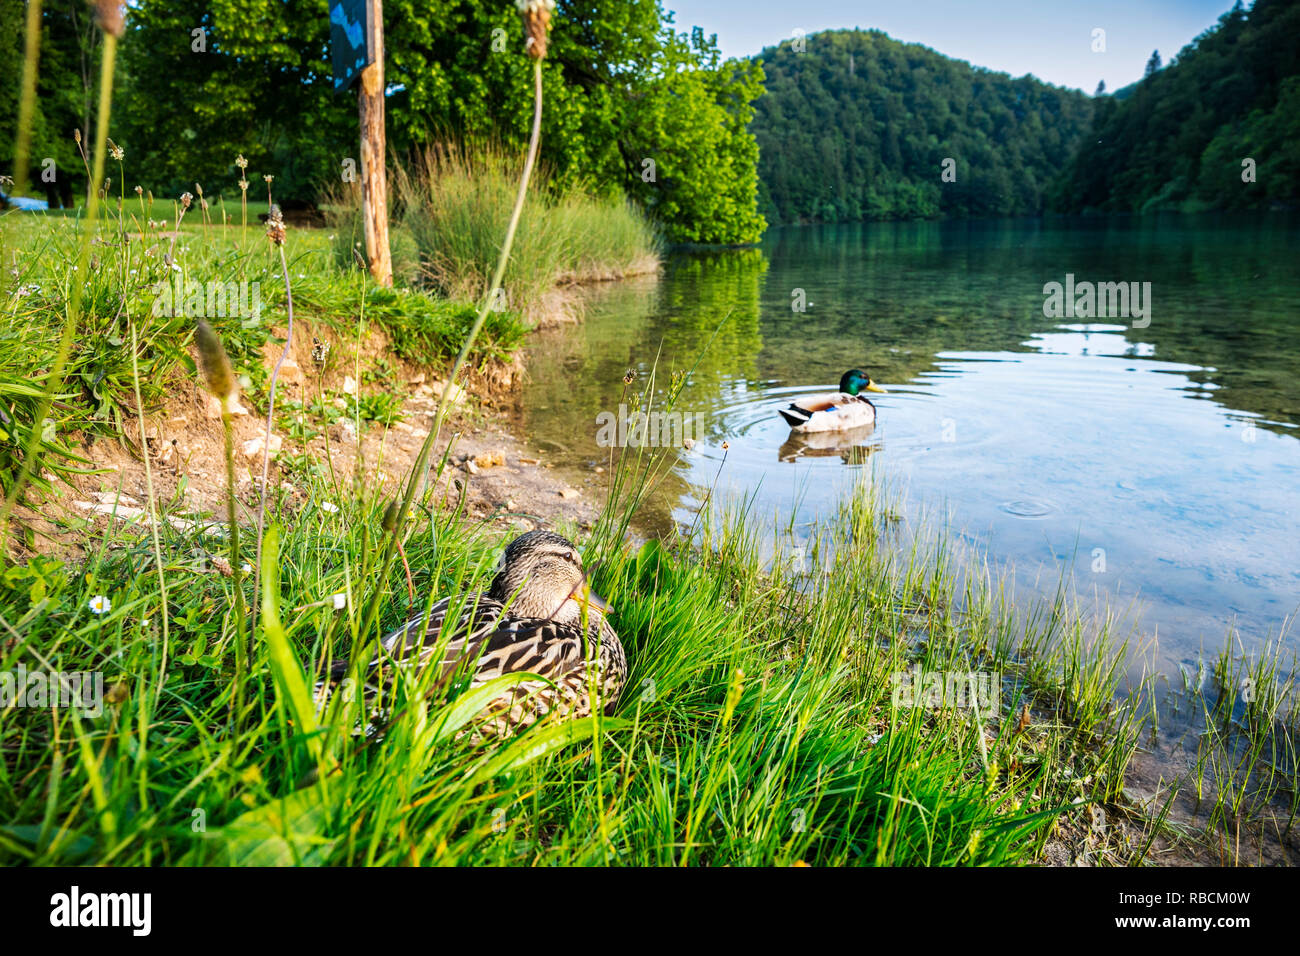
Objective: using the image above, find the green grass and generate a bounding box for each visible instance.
[0,206,527,497]
[364,286,528,372]
[1176,637,1300,840]
[0,366,1150,865]
[329,144,661,318]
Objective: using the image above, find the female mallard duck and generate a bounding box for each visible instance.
[317,530,626,737]
[778,368,887,432]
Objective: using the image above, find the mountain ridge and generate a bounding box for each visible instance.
[750,27,1094,224]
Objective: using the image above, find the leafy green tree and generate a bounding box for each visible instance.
[117,0,355,201]
[0,0,22,189]
[110,0,764,243]
[619,28,766,243]
[0,0,100,205]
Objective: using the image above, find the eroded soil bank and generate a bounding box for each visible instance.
[9,315,610,563]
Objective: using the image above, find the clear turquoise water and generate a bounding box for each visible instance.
[522,215,1300,674]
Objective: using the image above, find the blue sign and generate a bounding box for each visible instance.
[330,0,370,93]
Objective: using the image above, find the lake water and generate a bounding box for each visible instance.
[522,216,1300,679]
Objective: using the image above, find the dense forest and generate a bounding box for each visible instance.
[751,0,1300,224]
[0,0,766,244]
[750,29,1094,224]
[1050,0,1300,213]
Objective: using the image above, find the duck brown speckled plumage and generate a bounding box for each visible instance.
[316,530,626,737]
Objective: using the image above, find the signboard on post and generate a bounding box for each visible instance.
[330,0,392,286]
[329,0,370,93]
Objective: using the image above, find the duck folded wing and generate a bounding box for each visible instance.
[466,621,590,731]
[476,619,586,678]
[316,597,622,733]
[779,392,857,428]
[317,593,505,699]
[381,594,507,669]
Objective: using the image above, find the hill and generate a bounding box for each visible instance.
[750,28,1094,223]
[1051,0,1300,213]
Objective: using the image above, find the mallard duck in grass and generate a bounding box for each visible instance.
[778,368,887,432]
[317,530,626,738]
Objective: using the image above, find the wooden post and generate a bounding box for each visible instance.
[359,0,392,286]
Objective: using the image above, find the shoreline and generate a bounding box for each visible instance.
[9,311,612,565]
[4,261,1294,866]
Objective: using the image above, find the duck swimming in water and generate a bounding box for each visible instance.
[778,369,887,432]
[316,530,626,737]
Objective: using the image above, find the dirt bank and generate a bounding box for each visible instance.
[9,317,609,561]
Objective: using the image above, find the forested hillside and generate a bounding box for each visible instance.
[750,29,1093,223]
[1051,0,1300,213]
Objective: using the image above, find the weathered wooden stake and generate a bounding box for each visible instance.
[359,0,392,286]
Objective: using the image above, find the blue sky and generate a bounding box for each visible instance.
[662,0,1236,92]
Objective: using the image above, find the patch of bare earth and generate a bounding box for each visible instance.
[8,320,604,561]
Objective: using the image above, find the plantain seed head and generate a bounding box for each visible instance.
[194,320,238,410]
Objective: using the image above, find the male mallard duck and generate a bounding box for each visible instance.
[317,530,626,737]
[778,368,887,432]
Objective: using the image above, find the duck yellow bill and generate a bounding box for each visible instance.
[571,580,613,613]
[865,382,888,393]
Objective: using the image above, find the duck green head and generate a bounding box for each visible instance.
[840,369,887,396]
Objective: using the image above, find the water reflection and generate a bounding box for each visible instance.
[777,424,879,464]
[522,215,1300,675]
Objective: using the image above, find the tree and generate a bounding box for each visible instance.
[620,27,766,243]
[117,0,367,202]
[111,0,765,243]
[0,0,100,206]
[1144,49,1162,77]
[1094,80,1106,96]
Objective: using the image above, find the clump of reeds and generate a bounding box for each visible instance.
[1182,639,1300,840]
[376,145,658,321]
